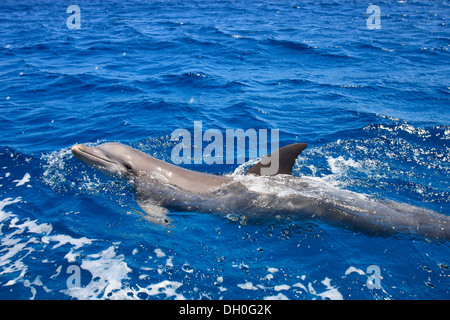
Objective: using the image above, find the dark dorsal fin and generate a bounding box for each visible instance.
[245,143,308,176]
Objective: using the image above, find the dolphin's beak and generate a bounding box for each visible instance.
[72,144,125,179]
[71,144,84,155]
[71,144,115,166]
[71,144,94,161]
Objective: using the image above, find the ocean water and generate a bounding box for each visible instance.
[0,0,449,300]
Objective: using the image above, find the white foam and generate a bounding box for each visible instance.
[327,156,361,175]
[0,197,22,223]
[137,280,185,300]
[264,293,289,300]
[237,281,258,290]
[307,282,316,295]
[232,174,303,198]
[42,234,93,249]
[0,242,27,265]
[50,265,62,279]
[0,197,50,291]
[292,282,308,292]
[344,266,366,276]
[267,267,279,273]
[264,274,274,281]
[13,173,31,187]
[274,284,290,291]
[154,248,165,258]
[41,147,73,189]
[64,250,81,263]
[0,196,106,299]
[14,218,52,235]
[64,246,132,300]
[317,277,343,300]
[63,245,186,300]
[166,257,173,268]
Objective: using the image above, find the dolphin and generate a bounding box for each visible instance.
[71,142,450,239]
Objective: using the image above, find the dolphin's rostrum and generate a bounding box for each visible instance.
[72,142,449,239]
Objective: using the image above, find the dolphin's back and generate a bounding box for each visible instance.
[137,155,232,194]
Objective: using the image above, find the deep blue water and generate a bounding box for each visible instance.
[0,0,449,300]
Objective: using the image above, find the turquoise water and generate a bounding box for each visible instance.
[0,0,449,299]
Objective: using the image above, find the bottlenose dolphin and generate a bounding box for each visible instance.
[72,142,450,239]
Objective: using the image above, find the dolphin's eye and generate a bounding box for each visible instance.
[124,164,133,171]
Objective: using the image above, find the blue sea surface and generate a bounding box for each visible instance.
[0,0,449,300]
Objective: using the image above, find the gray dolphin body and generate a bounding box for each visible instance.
[72,142,450,239]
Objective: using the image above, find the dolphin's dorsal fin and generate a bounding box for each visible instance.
[245,143,308,176]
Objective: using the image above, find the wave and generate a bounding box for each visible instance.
[149,71,248,94]
[296,121,450,213]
